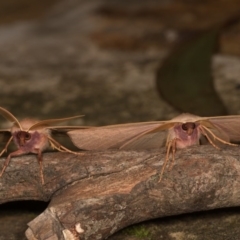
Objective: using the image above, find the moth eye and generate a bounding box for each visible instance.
[25,132,31,140]
[16,132,21,138]
[182,122,196,131]
[182,123,188,131]
[189,123,196,129]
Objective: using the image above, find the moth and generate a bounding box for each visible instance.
[68,113,240,181]
[0,107,86,184]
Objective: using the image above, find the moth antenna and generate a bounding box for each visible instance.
[200,125,237,148]
[28,115,84,131]
[0,107,22,130]
[48,136,83,155]
[0,136,13,157]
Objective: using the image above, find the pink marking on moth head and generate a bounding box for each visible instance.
[12,130,50,154]
[169,122,201,149]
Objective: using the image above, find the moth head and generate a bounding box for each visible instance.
[12,129,49,152]
[11,119,50,151]
[170,113,201,140]
[170,121,201,148]
[181,122,196,135]
[15,131,32,146]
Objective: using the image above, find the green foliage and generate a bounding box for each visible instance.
[124,224,151,239]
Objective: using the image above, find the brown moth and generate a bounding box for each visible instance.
[0,107,86,184]
[68,113,240,181]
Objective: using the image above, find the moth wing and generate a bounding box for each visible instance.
[68,121,173,150]
[46,125,91,151]
[49,126,91,143]
[210,116,240,142]
[49,125,90,132]
[119,122,175,149]
[29,115,84,130]
[119,130,168,150]
[0,107,21,129]
[201,116,240,142]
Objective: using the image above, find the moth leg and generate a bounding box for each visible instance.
[200,126,237,148]
[0,154,11,177]
[36,150,44,185]
[48,136,84,155]
[199,126,220,149]
[49,139,75,153]
[0,136,13,157]
[159,139,174,182]
[168,138,177,171]
[48,137,70,152]
[49,140,56,150]
[0,149,25,178]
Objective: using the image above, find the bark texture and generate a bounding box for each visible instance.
[0,146,240,239]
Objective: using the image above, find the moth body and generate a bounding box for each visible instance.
[68,112,240,182]
[0,107,85,184]
[11,119,50,154]
[12,130,49,153]
[169,113,202,122]
[169,122,201,149]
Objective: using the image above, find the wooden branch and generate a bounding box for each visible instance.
[1,146,240,239]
